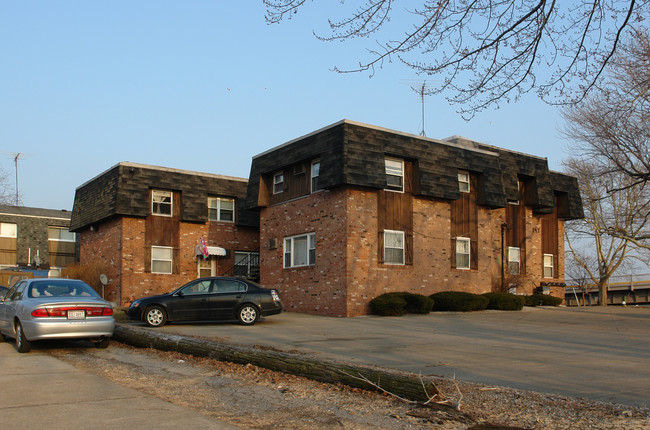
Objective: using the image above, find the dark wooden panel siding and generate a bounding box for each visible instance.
[145,190,182,273]
[541,200,559,278]
[450,174,479,269]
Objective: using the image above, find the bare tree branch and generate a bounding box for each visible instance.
[263,0,650,118]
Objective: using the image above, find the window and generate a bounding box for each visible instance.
[543,254,554,278]
[458,171,470,193]
[152,246,173,274]
[152,190,172,216]
[383,230,405,265]
[214,278,247,293]
[48,227,75,242]
[208,197,235,222]
[284,233,315,268]
[508,247,521,275]
[385,158,404,192]
[311,159,321,193]
[273,172,284,194]
[234,251,260,277]
[0,222,17,238]
[181,279,212,295]
[456,237,470,269]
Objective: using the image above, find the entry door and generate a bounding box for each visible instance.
[197,257,216,278]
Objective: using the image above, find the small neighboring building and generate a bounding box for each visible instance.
[0,205,77,277]
[70,162,259,305]
[245,120,584,317]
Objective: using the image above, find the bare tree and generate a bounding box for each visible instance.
[564,158,649,306]
[0,167,12,205]
[563,28,650,251]
[263,1,649,118]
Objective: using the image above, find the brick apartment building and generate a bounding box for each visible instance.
[245,120,583,317]
[69,162,259,305]
[0,205,77,278]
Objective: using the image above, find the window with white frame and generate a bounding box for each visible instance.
[48,226,75,242]
[152,246,173,274]
[152,190,172,216]
[543,254,554,278]
[284,233,315,268]
[456,237,471,269]
[508,247,521,275]
[273,172,284,194]
[311,159,321,193]
[458,171,470,193]
[0,222,17,238]
[385,158,404,192]
[383,230,405,265]
[208,197,235,222]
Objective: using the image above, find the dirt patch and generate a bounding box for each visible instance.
[50,343,649,429]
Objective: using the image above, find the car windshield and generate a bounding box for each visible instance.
[28,280,99,299]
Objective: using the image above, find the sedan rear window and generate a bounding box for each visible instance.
[29,281,99,298]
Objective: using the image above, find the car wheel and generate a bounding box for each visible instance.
[144,306,167,327]
[15,322,31,353]
[94,338,110,349]
[237,304,259,325]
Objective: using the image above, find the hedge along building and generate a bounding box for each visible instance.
[69,162,260,305]
[245,120,583,317]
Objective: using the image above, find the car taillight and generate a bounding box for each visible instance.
[271,290,280,301]
[31,306,114,317]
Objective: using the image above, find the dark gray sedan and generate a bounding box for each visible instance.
[127,277,283,327]
[0,278,115,353]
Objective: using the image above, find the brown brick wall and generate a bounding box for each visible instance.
[260,187,567,317]
[260,189,348,317]
[79,217,258,306]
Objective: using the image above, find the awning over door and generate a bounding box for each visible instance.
[194,245,227,257]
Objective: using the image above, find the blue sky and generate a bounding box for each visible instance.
[1,2,570,210]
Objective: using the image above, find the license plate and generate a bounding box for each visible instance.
[67,310,86,320]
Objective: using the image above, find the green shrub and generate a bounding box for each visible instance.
[430,291,489,312]
[370,292,434,316]
[401,293,435,314]
[370,293,407,316]
[482,292,524,311]
[527,294,563,307]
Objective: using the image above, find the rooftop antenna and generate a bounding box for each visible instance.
[401,79,434,137]
[13,153,21,205]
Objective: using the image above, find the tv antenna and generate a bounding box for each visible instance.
[3,152,34,206]
[401,79,434,136]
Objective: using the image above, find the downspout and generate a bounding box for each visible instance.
[501,222,508,291]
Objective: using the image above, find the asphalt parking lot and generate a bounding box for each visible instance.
[144,306,650,407]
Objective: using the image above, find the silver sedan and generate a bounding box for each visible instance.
[0,278,115,353]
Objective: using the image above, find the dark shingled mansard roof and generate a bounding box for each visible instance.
[246,120,583,219]
[70,162,257,231]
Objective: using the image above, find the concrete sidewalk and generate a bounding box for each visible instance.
[0,342,238,429]
[147,306,650,407]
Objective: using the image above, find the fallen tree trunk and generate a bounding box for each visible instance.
[113,324,438,402]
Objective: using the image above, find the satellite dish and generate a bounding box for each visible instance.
[100,274,108,286]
